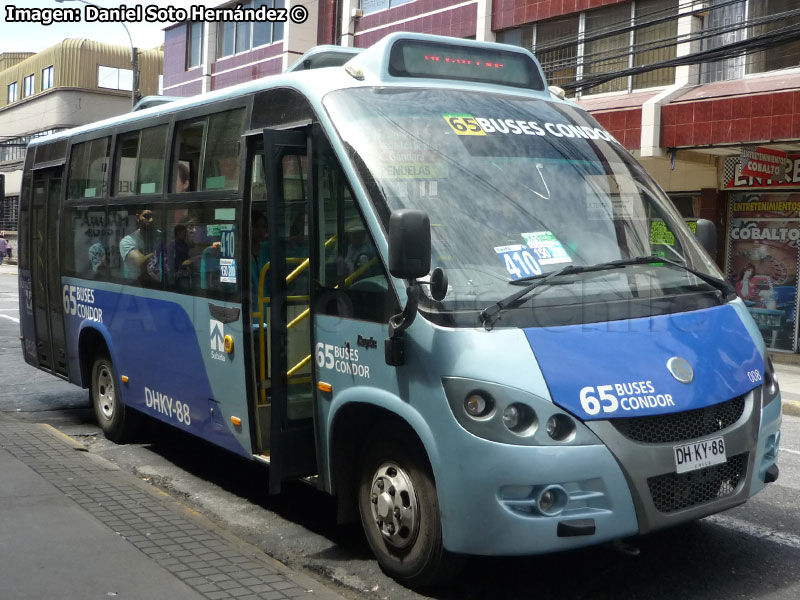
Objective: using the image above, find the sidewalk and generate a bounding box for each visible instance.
[0,411,343,600]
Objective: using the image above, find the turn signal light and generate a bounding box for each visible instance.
[230,416,242,426]
[224,335,234,354]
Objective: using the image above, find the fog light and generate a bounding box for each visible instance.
[465,393,493,418]
[536,485,567,516]
[546,414,576,442]
[539,489,556,512]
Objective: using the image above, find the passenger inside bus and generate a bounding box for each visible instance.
[175,162,190,193]
[120,208,161,283]
[88,242,108,279]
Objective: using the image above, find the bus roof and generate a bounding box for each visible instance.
[28,33,553,149]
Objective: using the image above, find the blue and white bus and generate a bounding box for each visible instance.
[18,33,781,586]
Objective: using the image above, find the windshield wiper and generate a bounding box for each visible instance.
[479,255,736,330]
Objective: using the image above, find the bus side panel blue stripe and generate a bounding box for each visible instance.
[62,282,251,458]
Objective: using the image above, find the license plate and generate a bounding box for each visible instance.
[673,436,727,474]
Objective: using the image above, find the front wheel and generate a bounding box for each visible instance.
[91,355,140,443]
[357,427,463,587]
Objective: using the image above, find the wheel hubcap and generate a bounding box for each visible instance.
[96,366,115,420]
[369,462,419,549]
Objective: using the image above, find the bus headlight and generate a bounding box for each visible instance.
[442,377,600,446]
[763,356,780,407]
[465,392,494,418]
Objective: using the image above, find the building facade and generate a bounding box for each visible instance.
[163,0,800,351]
[0,39,163,259]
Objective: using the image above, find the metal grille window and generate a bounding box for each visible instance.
[747,0,800,75]
[583,3,631,94]
[536,16,579,90]
[0,195,19,232]
[701,0,747,83]
[633,0,678,89]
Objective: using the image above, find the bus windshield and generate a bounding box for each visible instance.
[324,87,722,323]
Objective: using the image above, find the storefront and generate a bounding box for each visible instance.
[723,150,800,352]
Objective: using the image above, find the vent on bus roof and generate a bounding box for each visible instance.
[132,96,181,112]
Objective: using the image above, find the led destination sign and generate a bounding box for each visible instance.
[388,40,544,90]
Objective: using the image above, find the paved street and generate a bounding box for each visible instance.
[2,262,800,600]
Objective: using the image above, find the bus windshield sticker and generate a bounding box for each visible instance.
[521,231,572,265]
[442,113,617,144]
[220,258,236,283]
[494,244,542,280]
[205,175,227,189]
[443,114,486,136]
[207,224,221,237]
[84,187,96,197]
[140,182,156,194]
[219,225,235,259]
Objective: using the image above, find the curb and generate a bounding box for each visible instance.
[783,400,800,417]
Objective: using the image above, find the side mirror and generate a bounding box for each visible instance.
[388,209,431,280]
[693,218,717,259]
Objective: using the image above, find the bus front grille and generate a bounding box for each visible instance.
[609,396,745,444]
[647,453,747,513]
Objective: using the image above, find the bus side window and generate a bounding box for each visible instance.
[63,206,111,280]
[174,120,204,192]
[314,140,398,323]
[114,125,168,197]
[163,204,239,301]
[109,205,164,287]
[202,109,244,191]
[68,137,110,199]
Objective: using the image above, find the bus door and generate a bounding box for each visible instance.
[251,128,316,493]
[30,168,68,376]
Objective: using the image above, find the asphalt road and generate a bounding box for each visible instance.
[2,267,800,600]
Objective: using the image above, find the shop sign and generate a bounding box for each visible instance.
[723,154,800,189]
[727,193,800,352]
[739,146,788,180]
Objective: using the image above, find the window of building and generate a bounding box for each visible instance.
[746,0,800,76]
[98,65,133,91]
[633,0,678,89]
[361,0,414,16]
[187,21,204,68]
[216,0,285,57]
[499,1,680,96]
[42,66,54,90]
[535,16,579,90]
[23,74,34,98]
[0,195,19,232]
[7,82,18,104]
[68,137,111,199]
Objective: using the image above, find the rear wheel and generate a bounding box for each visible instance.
[357,427,463,587]
[91,355,140,443]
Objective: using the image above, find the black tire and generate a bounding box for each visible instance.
[91,354,140,443]
[357,426,464,587]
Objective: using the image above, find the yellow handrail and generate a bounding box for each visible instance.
[252,233,338,403]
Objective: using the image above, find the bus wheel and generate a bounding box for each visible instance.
[91,355,139,443]
[357,428,463,587]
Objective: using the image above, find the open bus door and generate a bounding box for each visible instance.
[250,128,317,493]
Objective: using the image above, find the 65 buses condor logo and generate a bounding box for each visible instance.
[442,113,616,142]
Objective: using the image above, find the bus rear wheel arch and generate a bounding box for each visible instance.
[90,354,140,443]
[357,426,464,587]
